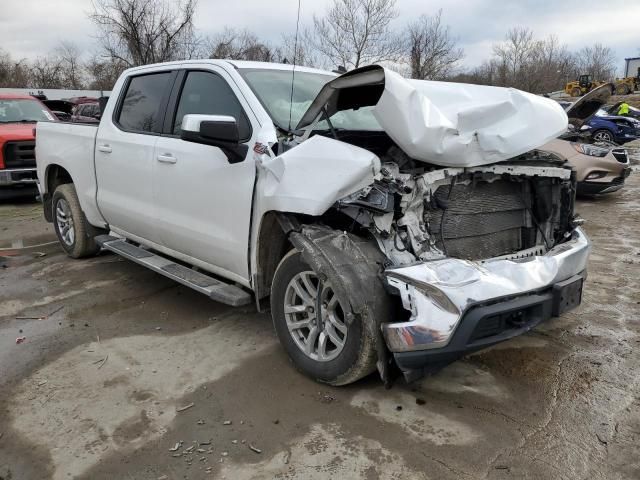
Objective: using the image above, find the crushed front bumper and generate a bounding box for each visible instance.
[382,228,590,379]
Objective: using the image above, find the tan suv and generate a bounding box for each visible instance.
[546,84,632,195]
[540,139,630,195]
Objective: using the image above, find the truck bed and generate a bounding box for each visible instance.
[35,121,104,227]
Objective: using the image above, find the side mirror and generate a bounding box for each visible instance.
[180,114,248,164]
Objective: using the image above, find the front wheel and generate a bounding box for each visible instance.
[270,250,377,385]
[592,129,614,143]
[52,183,100,258]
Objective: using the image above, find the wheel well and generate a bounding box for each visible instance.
[254,212,294,299]
[46,164,73,194]
[43,165,73,222]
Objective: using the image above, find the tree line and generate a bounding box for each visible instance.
[0,0,622,94]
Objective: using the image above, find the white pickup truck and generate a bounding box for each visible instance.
[36,60,590,385]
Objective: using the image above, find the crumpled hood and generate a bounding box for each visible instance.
[297,65,568,167]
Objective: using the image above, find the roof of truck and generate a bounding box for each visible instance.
[122,59,335,77]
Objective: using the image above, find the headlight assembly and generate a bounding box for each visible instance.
[571,142,610,157]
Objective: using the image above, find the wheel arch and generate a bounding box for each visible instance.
[43,164,74,222]
[253,211,299,300]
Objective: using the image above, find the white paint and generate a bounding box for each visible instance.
[376,69,568,166]
[258,135,380,216]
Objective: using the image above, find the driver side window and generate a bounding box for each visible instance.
[173,71,251,141]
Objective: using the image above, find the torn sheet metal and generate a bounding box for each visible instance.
[297,65,568,167]
[258,135,380,216]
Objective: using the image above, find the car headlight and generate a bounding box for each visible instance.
[571,143,610,157]
[580,125,591,130]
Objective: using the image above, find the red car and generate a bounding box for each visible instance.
[0,93,57,198]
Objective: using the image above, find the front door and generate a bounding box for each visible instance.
[95,70,175,243]
[153,67,257,283]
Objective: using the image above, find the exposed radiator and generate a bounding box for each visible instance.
[426,179,534,260]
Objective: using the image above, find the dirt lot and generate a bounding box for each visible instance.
[1,172,639,480]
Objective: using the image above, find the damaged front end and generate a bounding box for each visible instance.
[250,64,589,383]
[330,150,589,381]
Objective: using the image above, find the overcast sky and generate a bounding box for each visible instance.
[1,0,638,72]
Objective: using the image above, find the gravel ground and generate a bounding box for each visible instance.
[0,171,639,480]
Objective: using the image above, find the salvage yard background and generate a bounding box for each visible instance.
[0,146,639,479]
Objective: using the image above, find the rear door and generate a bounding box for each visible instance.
[95,70,176,243]
[152,67,257,282]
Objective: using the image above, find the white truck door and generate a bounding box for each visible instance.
[95,70,176,243]
[152,68,257,283]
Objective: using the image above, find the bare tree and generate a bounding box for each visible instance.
[0,49,30,88]
[492,27,536,88]
[454,30,577,94]
[308,0,402,70]
[573,43,617,81]
[29,56,65,89]
[206,27,274,62]
[85,55,128,90]
[523,35,574,93]
[89,0,199,67]
[406,10,463,80]
[56,42,86,89]
[275,34,317,67]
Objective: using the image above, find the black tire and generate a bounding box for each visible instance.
[592,129,614,143]
[52,183,100,258]
[571,87,582,97]
[270,250,377,386]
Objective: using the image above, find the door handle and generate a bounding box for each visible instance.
[97,144,112,153]
[157,153,177,164]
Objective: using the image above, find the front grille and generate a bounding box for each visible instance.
[3,141,36,168]
[425,180,532,260]
[611,149,629,164]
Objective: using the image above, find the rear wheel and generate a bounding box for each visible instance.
[271,250,376,385]
[52,183,99,258]
[616,84,630,95]
[592,129,614,143]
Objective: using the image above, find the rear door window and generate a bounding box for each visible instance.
[117,72,173,133]
[172,71,251,141]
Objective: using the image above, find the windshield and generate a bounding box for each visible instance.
[240,68,382,132]
[0,99,55,123]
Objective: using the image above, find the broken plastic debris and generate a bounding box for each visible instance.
[223,420,232,425]
[15,336,26,344]
[249,444,262,454]
[176,402,194,412]
[169,442,181,452]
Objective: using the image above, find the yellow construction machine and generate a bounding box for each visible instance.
[564,74,609,97]
[614,71,640,95]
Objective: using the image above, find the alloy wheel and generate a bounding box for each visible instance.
[55,198,75,246]
[283,271,348,362]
